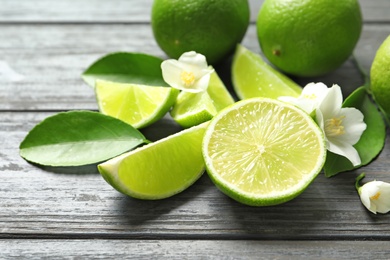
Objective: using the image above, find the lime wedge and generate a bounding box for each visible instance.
[95,80,178,129]
[202,98,326,206]
[208,70,235,110]
[170,91,217,128]
[98,123,208,200]
[232,45,302,100]
[170,70,235,128]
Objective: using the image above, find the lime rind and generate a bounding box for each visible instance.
[202,98,326,206]
[95,80,179,129]
[170,91,217,128]
[98,123,208,200]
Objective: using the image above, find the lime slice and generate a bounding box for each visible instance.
[95,80,178,129]
[232,44,302,100]
[202,98,326,206]
[98,123,208,200]
[170,70,235,128]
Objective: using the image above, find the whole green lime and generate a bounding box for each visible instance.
[257,0,362,77]
[370,35,390,119]
[151,0,250,65]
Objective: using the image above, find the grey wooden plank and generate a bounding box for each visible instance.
[0,0,387,23]
[1,112,390,239]
[1,24,389,111]
[0,240,389,259]
[0,0,154,23]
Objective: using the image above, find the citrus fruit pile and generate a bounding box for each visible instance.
[21,0,386,209]
[92,0,371,205]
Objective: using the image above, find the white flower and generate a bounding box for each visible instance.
[356,174,390,214]
[316,85,366,166]
[161,51,214,93]
[278,82,329,114]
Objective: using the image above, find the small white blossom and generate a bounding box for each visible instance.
[278,82,329,114]
[356,174,390,214]
[161,51,214,93]
[316,85,366,166]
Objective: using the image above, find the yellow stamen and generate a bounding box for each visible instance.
[370,192,381,200]
[303,93,317,100]
[180,71,195,87]
[325,116,345,137]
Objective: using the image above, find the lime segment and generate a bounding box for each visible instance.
[232,45,302,100]
[98,123,208,200]
[170,70,235,128]
[202,98,326,206]
[95,80,178,129]
[170,91,217,128]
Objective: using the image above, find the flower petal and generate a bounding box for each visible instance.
[161,59,187,90]
[374,182,390,213]
[327,138,361,166]
[360,189,376,214]
[178,51,208,69]
[191,71,212,93]
[318,84,343,119]
[301,82,329,103]
[338,107,367,145]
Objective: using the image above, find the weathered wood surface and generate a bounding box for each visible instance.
[1,0,390,258]
[0,0,388,23]
[1,24,390,111]
[1,240,390,259]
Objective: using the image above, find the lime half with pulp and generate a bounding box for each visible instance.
[202,98,326,206]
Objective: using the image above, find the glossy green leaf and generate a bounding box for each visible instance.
[324,87,386,177]
[19,111,147,167]
[82,52,168,87]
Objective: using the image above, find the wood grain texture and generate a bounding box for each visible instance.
[1,0,390,257]
[0,0,389,23]
[1,240,390,259]
[1,24,390,110]
[1,113,390,240]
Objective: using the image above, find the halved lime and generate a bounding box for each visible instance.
[202,98,326,206]
[95,80,178,129]
[232,44,302,100]
[98,123,208,200]
[170,70,235,128]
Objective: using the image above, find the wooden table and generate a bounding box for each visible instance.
[1,0,390,258]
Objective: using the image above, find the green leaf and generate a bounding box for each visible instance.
[324,87,386,177]
[82,52,168,87]
[19,111,147,167]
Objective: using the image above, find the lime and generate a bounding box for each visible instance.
[257,0,362,77]
[98,123,208,200]
[370,35,390,121]
[151,0,250,64]
[170,71,235,128]
[170,91,217,128]
[232,45,302,100]
[207,69,236,110]
[202,98,326,206]
[95,80,178,129]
